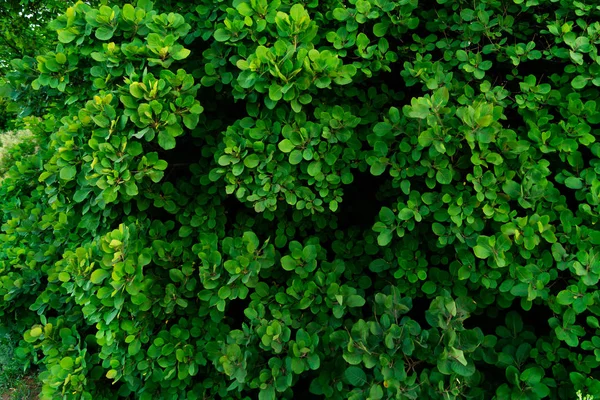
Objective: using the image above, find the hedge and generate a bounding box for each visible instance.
[0,0,600,399]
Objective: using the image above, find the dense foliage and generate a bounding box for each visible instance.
[1,0,600,399]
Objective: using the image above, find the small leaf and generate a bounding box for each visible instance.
[90,269,110,284]
[214,29,230,42]
[373,122,392,136]
[281,255,297,271]
[345,366,368,387]
[379,207,396,225]
[244,154,260,168]
[158,131,176,150]
[30,327,43,338]
[473,245,492,259]
[60,166,77,180]
[436,169,453,184]
[377,230,393,246]
[278,139,295,153]
[564,177,583,189]
[106,369,118,379]
[346,295,366,307]
[572,75,589,89]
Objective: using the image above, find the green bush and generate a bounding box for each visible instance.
[1,0,600,399]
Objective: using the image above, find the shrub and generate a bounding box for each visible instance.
[0,0,600,399]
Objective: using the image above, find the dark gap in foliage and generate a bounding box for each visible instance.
[222,194,253,235]
[143,203,176,224]
[463,307,503,335]
[517,59,566,84]
[465,301,554,339]
[293,373,325,400]
[334,169,388,232]
[224,297,252,331]
[407,295,431,329]
[548,271,572,296]
[161,136,204,167]
[476,362,509,391]
[554,182,581,214]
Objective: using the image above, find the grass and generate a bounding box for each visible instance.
[0,375,40,400]
[0,329,39,400]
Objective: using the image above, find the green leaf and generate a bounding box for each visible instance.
[289,150,303,164]
[436,169,453,184]
[95,26,115,40]
[60,165,77,180]
[124,181,138,196]
[60,357,74,370]
[556,290,575,305]
[218,286,231,299]
[171,47,191,60]
[369,384,384,400]
[57,29,77,43]
[281,255,297,271]
[244,154,260,168]
[129,83,145,98]
[30,327,43,338]
[503,180,521,197]
[214,29,230,42]
[432,87,449,109]
[106,369,118,379]
[346,295,365,307]
[377,230,393,246]
[422,281,437,294]
[373,22,389,37]
[158,130,176,150]
[278,139,295,153]
[572,75,589,89]
[302,245,317,261]
[373,122,392,136]
[269,84,283,101]
[473,245,492,259]
[169,269,184,283]
[258,385,276,400]
[370,161,386,176]
[345,366,368,387]
[128,339,141,356]
[183,113,200,130]
[307,161,321,176]
[564,177,583,189]
[521,366,543,385]
[398,208,413,221]
[90,269,110,284]
[379,207,396,225]
[332,8,350,21]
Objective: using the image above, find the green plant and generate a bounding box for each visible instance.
[578,390,595,400]
[0,0,599,399]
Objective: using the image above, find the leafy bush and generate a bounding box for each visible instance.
[1,0,600,399]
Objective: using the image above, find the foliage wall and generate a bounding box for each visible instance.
[1,0,600,399]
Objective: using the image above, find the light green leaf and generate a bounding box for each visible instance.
[278,139,295,153]
[572,75,589,89]
[564,177,583,189]
[60,166,77,180]
[244,154,260,168]
[281,255,297,271]
[473,245,492,259]
[90,269,110,284]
